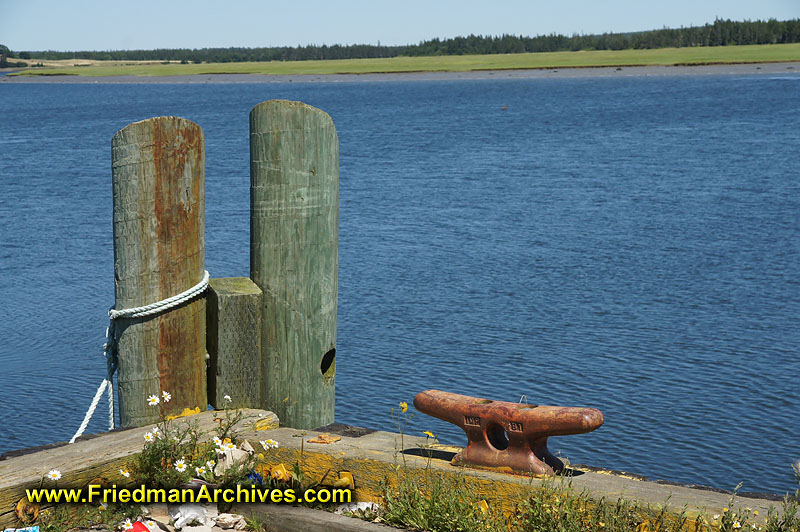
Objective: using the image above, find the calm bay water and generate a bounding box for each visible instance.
[1,74,798,494]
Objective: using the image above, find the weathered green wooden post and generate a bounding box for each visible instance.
[111,117,207,428]
[207,277,263,409]
[250,100,338,429]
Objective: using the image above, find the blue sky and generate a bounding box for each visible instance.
[1,0,797,51]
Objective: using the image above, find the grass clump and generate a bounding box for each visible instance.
[380,472,800,532]
[39,502,140,532]
[513,486,692,532]
[382,470,503,531]
[380,471,695,532]
[762,464,800,532]
[375,401,800,532]
[133,393,256,490]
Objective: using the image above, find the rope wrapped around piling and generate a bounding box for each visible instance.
[68,271,210,444]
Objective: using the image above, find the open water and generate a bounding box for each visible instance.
[0,73,798,494]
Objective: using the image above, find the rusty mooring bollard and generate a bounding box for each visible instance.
[414,390,603,475]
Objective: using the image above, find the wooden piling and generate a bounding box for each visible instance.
[207,277,263,409]
[250,100,338,429]
[111,116,207,428]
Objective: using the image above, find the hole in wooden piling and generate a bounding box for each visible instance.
[474,399,493,404]
[486,423,509,451]
[321,348,336,377]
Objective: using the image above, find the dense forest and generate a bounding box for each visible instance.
[3,18,799,64]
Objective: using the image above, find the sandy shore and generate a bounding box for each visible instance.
[1,62,798,83]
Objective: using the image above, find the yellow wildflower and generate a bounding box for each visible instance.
[270,463,291,482]
[399,402,408,413]
[423,431,435,438]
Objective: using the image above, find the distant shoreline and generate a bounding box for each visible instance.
[2,61,798,83]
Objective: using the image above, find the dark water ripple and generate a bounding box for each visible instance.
[1,75,798,494]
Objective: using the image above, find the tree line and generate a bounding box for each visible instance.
[3,18,799,64]
[0,44,30,67]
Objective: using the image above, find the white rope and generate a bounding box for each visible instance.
[109,270,210,320]
[69,379,110,444]
[68,271,210,444]
[108,377,115,432]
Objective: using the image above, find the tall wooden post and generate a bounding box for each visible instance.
[111,117,207,428]
[250,100,338,429]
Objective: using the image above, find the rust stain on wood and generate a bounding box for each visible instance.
[152,119,206,414]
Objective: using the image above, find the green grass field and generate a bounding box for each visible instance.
[11,43,800,78]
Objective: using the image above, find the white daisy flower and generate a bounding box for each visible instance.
[213,436,223,447]
[119,468,130,478]
[733,522,742,529]
[147,395,159,406]
[175,458,186,472]
[47,469,62,481]
[122,519,133,530]
[195,466,206,475]
[260,439,279,450]
[161,391,171,403]
[713,515,720,520]
[206,460,215,469]
[146,521,156,529]
[224,442,236,451]
[223,394,232,403]
[152,426,161,437]
[144,432,154,443]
